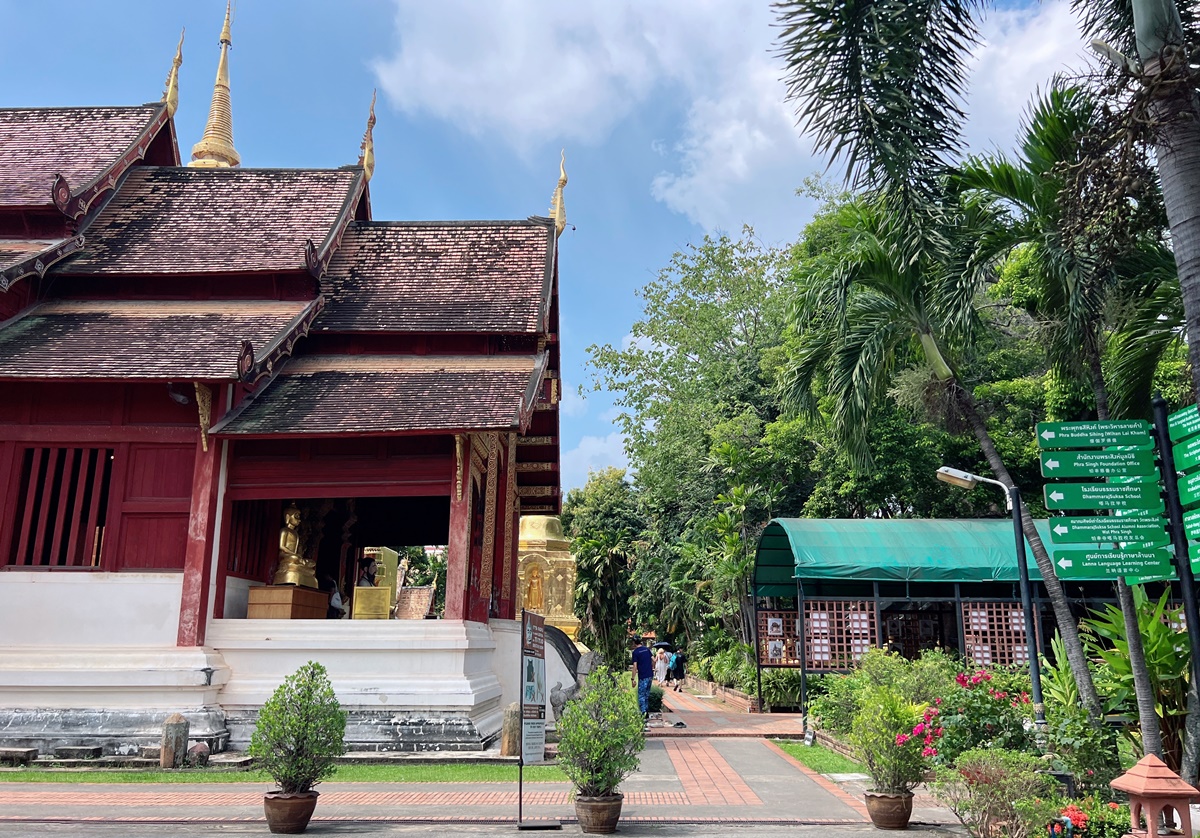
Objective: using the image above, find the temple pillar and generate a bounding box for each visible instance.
[177,442,222,647]
[445,434,472,621]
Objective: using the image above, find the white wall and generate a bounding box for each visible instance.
[489,618,573,726]
[221,577,261,620]
[0,572,182,647]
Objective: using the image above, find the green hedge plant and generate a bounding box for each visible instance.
[848,686,929,794]
[249,661,347,794]
[931,749,1057,838]
[556,666,646,798]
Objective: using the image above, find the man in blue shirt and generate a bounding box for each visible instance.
[630,637,654,719]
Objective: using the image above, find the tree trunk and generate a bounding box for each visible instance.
[1182,682,1200,785]
[1090,354,1164,755]
[953,381,1104,718]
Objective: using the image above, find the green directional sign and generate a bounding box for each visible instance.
[1039,449,1157,478]
[1127,568,1179,585]
[1047,517,1169,546]
[1052,548,1172,580]
[1184,508,1200,541]
[1180,472,1200,508]
[1036,420,1153,450]
[1044,482,1164,511]
[1169,404,1200,444]
[1175,435,1200,473]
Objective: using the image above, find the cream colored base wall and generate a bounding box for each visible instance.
[0,572,183,647]
[489,618,575,727]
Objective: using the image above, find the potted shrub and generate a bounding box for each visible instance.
[556,665,646,834]
[249,661,347,834]
[850,686,941,829]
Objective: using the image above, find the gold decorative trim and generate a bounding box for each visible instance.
[481,434,499,598]
[517,436,554,446]
[503,433,516,600]
[454,434,464,501]
[517,485,555,497]
[516,461,555,472]
[194,382,213,452]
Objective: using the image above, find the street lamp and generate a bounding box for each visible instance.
[936,466,1046,728]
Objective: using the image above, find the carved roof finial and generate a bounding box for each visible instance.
[548,150,567,236]
[189,1,240,168]
[161,29,185,118]
[357,89,377,182]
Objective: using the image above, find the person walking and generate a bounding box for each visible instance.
[669,649,686,691]
[630,637,654,721]
[654,647,669,686]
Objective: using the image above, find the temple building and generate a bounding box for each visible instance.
[516,515,580,640]
[0,8,563,754]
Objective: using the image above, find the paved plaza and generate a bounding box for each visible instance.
[0,692,961,835]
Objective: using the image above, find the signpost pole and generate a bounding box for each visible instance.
[1153,396,1200,693]
[1009,486,1046,729]
[517,608,525,827]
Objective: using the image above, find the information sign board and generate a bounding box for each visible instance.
[520,611,547,765]
[1175,436,1200,473]
[1126,568,1179,585]
[1036,420,1153,449]
[1180,471,1200,508]
[1052,548,1173,579]
[1047,517,1169,546]
[1039,449,1156,478]
[1169,404,1200,444]
[1185,508,1200,541]
[1044,482,1164,511]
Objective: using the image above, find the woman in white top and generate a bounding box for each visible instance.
[654,648,669,685]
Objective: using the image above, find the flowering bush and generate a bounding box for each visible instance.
[933,748,1057,838]
[849,686,940,793]
[936,667,1038,765]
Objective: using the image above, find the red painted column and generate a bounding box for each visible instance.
[444,434,472,621]
[177,391,223,647]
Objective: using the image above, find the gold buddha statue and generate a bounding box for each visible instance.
[273,504,318,589]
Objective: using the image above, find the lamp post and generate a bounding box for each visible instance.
[936,467,1046,728]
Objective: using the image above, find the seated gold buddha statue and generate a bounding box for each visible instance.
[273,504,318,589]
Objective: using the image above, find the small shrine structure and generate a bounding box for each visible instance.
[516,515,579,640]
[0,7,563,753]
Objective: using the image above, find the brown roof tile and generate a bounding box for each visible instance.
[56,167,362,275]
[317,220,554,333]
[0,235,85,291]
[0,106,160,207]
[213,353,546,435]
[0,299,310,379]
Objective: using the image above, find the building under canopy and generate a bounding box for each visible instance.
[753,518,1119,681]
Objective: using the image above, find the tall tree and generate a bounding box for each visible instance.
[778,196,1104,716]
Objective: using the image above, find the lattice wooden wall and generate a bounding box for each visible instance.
[757,609,800,666]
[803,600,877,670]
[960,601,1038,667]
[883,612,943,659]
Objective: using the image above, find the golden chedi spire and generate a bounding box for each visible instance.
[189,2,240,168]
[548,150,567,236]
[161,29,184,118]
[357,90,377,182]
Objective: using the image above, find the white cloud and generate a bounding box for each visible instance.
[962,1,1091,156]
[559,382,588,419]
[561,431,629,491]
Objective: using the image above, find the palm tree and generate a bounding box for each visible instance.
[779,196,1104,717]
[573,530,636,667]
[955,84,1169,755]
[774,0,1200,395]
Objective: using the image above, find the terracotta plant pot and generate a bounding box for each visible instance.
[575,793,624,834]
[863,790,913,830]
[263,790,319,834]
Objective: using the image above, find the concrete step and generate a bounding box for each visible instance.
[53,746,102,760]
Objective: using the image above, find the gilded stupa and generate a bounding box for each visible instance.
[516,515,580,640]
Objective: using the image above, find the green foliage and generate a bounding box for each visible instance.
[1043,702,1121,793]
[402,546,446,617]
[555,666,646,798]
[931,749,1058,838]
[936,668,1038,766]
[248,661,346,794]
[760,668,807,709]
[565,468,643,667]
[648,684,664,714]
[848,686,930,793]
[808,649,958,734]
[1082,588,1191,769]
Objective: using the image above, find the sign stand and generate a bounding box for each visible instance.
[517,609,560,831]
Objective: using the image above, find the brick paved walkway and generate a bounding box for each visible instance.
[0,690,926,827]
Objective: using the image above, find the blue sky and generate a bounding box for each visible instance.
[0,1,1092,489]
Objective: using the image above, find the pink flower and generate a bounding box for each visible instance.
[934,727,943,737]
[895,733,910,746]
[924,734,934,745]
[913,723,926,736]
[934,697,943,706]
[922,747,937,757]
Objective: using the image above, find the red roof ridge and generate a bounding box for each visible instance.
[304,168,367,279]
[0,235,85,292]
[283,354,542,375]
[37,299,308,315]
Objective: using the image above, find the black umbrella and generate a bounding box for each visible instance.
[652,641,674,650]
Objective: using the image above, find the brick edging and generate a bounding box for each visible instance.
[762,739,869,821]
[687,678,761,713]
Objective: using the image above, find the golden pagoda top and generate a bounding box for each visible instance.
[357,90,377,182]
[548,150,567,237]
[161,29,184,118]
[519,514,569,549]
[189,2,240,168]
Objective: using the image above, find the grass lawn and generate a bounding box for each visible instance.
[774,740,863,775]
[0,763,567,784]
